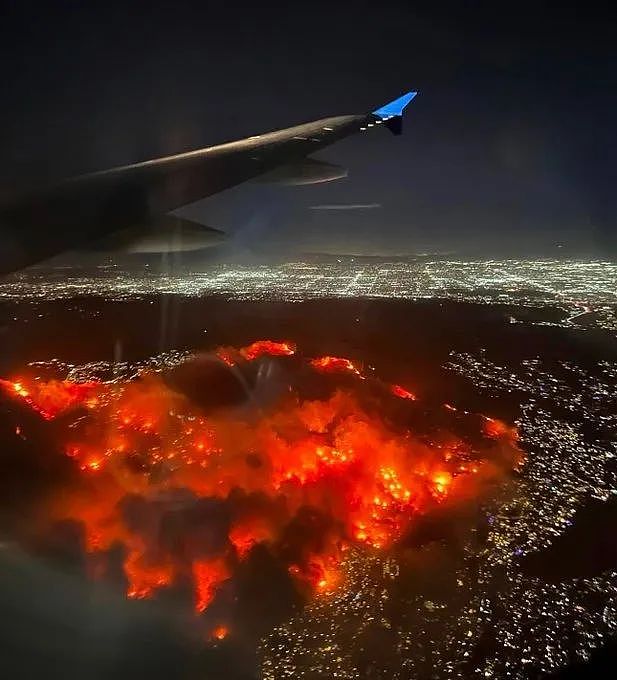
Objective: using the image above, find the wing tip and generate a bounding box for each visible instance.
[372,91,418,119]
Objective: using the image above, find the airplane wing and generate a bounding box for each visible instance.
[0,91,417,275]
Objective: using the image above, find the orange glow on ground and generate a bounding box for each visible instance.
[483,416,518,440]
[390,384,417,400]
[210,624,229,641]
[216,339,295,366]
[229,518,275,559]
[0,377,101,420]
[1,340,521,615]
[125,552,175,600]
[310,356,362,376]
[240,339,296,360]
[193,558,231,613]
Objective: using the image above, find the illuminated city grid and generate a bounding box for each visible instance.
[1,259,615,330]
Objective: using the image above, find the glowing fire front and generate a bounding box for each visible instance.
[2,339,521,623]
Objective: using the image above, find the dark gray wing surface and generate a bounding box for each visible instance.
[0,92,416,274]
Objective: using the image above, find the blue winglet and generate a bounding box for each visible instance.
[372,91,417,119]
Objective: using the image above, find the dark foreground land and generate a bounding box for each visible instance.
[2,294,614,397]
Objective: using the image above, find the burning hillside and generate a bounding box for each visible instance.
[1,340,522,640]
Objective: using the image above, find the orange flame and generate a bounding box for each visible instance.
[193,558,231,613]
[240,340,296,361]
[390,384,417,400]
[310,356,362,376]
[483,416,517,441]
[4,340,521,616]
[0,377,101,420]
[210,624,229,641]
[125,552,175,600]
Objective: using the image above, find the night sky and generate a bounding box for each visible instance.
[1,1,615,257]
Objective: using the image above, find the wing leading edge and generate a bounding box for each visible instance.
[0,91,417,275]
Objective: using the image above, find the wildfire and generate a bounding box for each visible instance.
[216,349,236,367]
[390,384,417,400]
[194,558,231,613]
[0,377,101,420]
[310,356,362,376]
[240,339,296,361]
[432,471,453,495]
[229,518,275,559]
[313,564,341,594]
[12,381,29,397]
[289,555,342,595]
[1,340,521,617]
[483,416,517,440]
[125,552,175,600]
[216,339,295,366]
[210,624,229,641]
